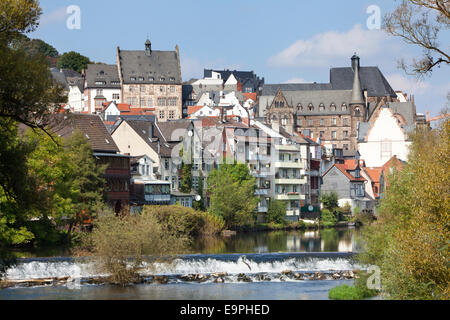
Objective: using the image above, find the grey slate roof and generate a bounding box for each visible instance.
[118,49,181,85]
[50,68,69,91]
[84,64,121,89]
[282,90,353,116]
[330,67,396,98]
[387,102,416,126]
[262,66,396,98]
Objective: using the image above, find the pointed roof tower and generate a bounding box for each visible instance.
[350,54,364,105]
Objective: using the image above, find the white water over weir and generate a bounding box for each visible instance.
[4,253,362,281]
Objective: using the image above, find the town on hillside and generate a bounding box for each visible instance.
[51,38,433,221]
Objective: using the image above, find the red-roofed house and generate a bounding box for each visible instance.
[322,161,375,212]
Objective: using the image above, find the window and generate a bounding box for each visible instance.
[160,77,165,82]
[308,119,313,126]
[298,119,303,127]
[343,130,348,138]
[320,131,325,138]
[95,81,106,85]
[169,77,175,82]
[129,86,134,92]
[355,108,361,116]
[130,77,136,81]
[148,98,153,107]
[319,104,325,111]
[140,98,146,107]
[140,86,146,93]
[281,117,288,126]
[331,118,337,126]
[332,131,337,139]
[96,89,103,96]
[158,98,166,106]
[343,118,349,126]
[308,103,314,111]
[160,86,165,93]
[343,144,349,150]
[330,104,336,111]
[168,98,177,106]
[127,97,137,107]
[297,104,303,111]
[111,81,120,85]
[342,104,348,111]
[381,141,392,158]
[320,118,324,126]
[164,159,170,170]
[169,111,175,119]
[159,110,165,119]
[139,77,144,81]
[170,86,175,92]
[112,94,120,100]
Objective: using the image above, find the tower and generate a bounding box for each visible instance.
[145,38,152,56]
[350,54,366,150]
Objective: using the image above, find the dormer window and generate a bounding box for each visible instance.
[319,103,325,111]
[160,77,165,82]
[139,77,144,81]
[169,77,175,82]
[330,103,336,111]
[149,77,154,81]
[130,77,136,81]
[308,103,314,111]
[342,104,348,111]
[297,104,303,111]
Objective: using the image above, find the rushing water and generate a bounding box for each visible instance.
[1,228,364,300]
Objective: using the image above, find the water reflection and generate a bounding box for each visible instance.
[192,227,360,254]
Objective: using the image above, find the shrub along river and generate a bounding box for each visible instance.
[1,227,365,300]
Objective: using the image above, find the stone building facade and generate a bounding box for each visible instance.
[117,39,183,122]
[262,55,398,151]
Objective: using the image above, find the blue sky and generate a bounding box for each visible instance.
[31,0,449,116]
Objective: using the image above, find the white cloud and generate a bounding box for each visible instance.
[39,7,67,27]
[386,73,431,95]
[268,24,394,68]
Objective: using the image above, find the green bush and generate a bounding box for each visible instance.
[329,273,379,300]
[143,205,224,237]
[266,200,286,224]
[320,209,338,228]
[328,285,361,300]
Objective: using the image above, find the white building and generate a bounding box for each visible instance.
[358,105,414,167]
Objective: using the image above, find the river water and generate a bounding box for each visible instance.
[1,228,365,300]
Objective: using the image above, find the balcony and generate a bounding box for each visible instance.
[275,193,306,201]
[275,145,299,152]
[255,188,270,196]
[251,170,271,178]
[144,194,171,202]
[275,178,307,185]
[275,162,305,169]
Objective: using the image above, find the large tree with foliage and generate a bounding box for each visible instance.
[57,51,91,73]
[207,161,258,229]
[1,0,67,252]
[25,129,108,239]
[359,120,450,299]
[383,0,449,77]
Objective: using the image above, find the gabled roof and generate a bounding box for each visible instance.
[48,113,120,153]
[84,64,120,89]
[323,163,366,182]
[118,48,181,85]
[330,66,396,98]
[365,167,382,183]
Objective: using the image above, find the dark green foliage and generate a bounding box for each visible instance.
[320,209,338,228]
[57,51,91,73]
[320,192,339,211]
[11,34,59,58]
[329,272,379,300]
[266,200,286,224]
[193,173,205,211]
[180,163,193,193]
[207,162,258,229]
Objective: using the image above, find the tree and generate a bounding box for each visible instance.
[11,34,59,58]
[180,163,193,194]
[359,120,450,299]
[207,162,258,229]
[266,200,286,224]
[383,0,450,77]
[193,172,206,211]
[22,129,108,243]
[0,0,67,247]
[57,51,91,73]
[320,192,339,211]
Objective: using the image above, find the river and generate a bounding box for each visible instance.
[1,227,365,300]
